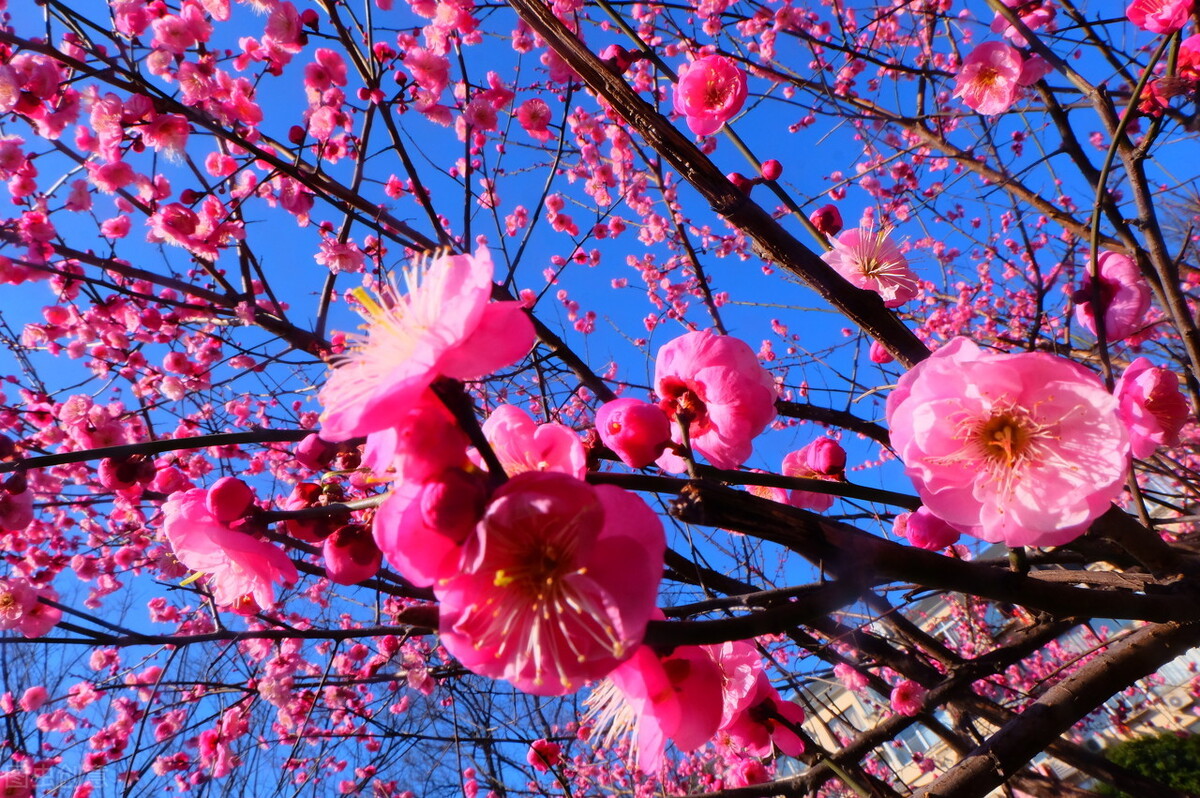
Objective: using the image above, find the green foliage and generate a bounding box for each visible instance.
[1099,731,1200,797]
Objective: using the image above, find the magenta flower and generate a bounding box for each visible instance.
[655,331,777,471]
[323,524,383,585]
[526,739,562,773]
[163,488,298,610]
[895,507,962,550]
[953,42,1024,115]
[588,643,724,772]
[721,671,805,757]
[822,228,919,308]
[319,247,535,442]
[782,438,846,512]
[890,680,926,716]
[672,55,748,136]
[478,404,586,479]
[596,398,671,468]
[886,338,1129,548]
[437,472,665,695]
[1073,251,1152,343]
[1116,358,1190,458]
[1127,0,1194,33]
[0,577,36,632]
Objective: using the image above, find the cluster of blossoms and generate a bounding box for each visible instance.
[887,337,1187,548]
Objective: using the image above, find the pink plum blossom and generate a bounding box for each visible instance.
[672,55,748,136]
[809,204,843,236]
[721,671,805,757]
[834,662,869,692]
[895,507,962,550]
[0,772,33,798]
[890,680,926,716]
[589,643,724,772]
[319,247,535,442]
[1116,358,1190,458]
[886,338,1129,548]
[781,438,846,512]
[360,390,469,480]
[477,404,586,478]
[516,98,553,142]
[1073,251,1152,343]
[163,488,298,610]
[655,331,777,471]
[437,472,665,695]
[953,42,1025,115]
[1127,0,1194,33]
[0,578,37,631]
[596,398,671,468]
[821,228,919,308]
[323,524,383,585]
[526,739,562,773]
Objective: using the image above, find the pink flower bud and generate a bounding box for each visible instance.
[890,679,926,716]
[1116,357,1190,458]
[206,476,255,523]
[809,204,843,236]
[323,524,382,585]
[98,457,138,490]
[419,469,488,543]
[294,433,337,471]
[526,739,562,773]
[760,159,782,181]
[726,172,753,193]
[596,398,671,468]
[894,507,961,550]
[869,340,894,364]
[803,437,846,476]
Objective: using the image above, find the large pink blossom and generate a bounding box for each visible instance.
[720,671,805,757]
[886,338,1129,548]
[1073,250,1152,343]
[672,55,748,136]
[1116,357,1190,458]
[655,331,777,471]
[1127,0,1194,33]
[953,42,1026,115]
[477,404,586,479]
[163,488,298,610]
[437,472,665,695]
[588,644,724,772]
[319,247,535,442]
[821,228,919,308]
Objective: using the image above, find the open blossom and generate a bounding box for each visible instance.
[438,472,665,695]
[0,578,61,638]
[1073,251,1152,343]
[587,643,724,772]
[672,55,748,136]
[890,680,926,716]
[782,438,846,512]
[163,489,298,610]
[721,671,805,757]
[953,42,1048,115]
[822,228,919,308]
[655,331,777,472]
[477,404,586,479]
[887,338,1129,548]
[1116,358,1190,458]
[319,247,535,442]
[526,739,562,773]
[1127,0,1194,33]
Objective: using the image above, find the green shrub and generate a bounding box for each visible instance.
[1099,731,1200,797]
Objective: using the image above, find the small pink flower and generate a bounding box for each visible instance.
[782,438,846,512]
[869,340,894,364]
[478,404,586,479]
[890,680,926,716]
[18,685,49,712]
[672,55,748,136]
[822,228,919,308]
[1073,251,1152,343]
[953,42,1023,115]
[834,662,869,692]
[587,644,724,772]
[886,338,1129,548]
[516,98,553,142]
[894,507,962,550]
[596,398,671,468]
[0,578,37,631]
[206,476,254,523]
[1127,0,1194,33]
[163,489,298,610]
[526,739,562,773]
[319,248,535,442]
[438,472,665,695]
[655,331,777,472]
[1181,35,1200,80]
[1116,358,1190,458]
[721,671,805,757]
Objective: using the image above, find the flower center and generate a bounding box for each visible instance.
[977,412,1033,468]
